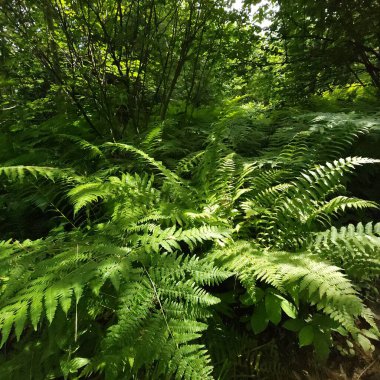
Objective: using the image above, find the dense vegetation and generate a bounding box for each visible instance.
[0,1,380,379]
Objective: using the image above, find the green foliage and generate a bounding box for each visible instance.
[1,102,379,378]
[1,1,380,378]
[313,222,380,282]
[0,165,69,181]
[272,0,380,96]
[0,168,231,379]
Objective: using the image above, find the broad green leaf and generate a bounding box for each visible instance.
[68,357,90,371]
[299,325,314,347]
[283,318,305,332]
[313,332,330,361]
[251,303,269,334]
[265,293,282,325]
[280,299,297,319]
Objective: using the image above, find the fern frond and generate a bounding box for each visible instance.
[311,196,378,223]
[56,134,104,158]
[0,165,70,181]
[102,142,183,185]
[176,151,205,176]
[166,344,213,380]
[213,241,367,333]
[313,222,380,281]
[136,225,230,253]
[140,122,164,154]
[68,181,111,215]
[256,157,380,248]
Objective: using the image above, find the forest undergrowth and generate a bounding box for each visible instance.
[1,93,380,379]
[1,0,380,378]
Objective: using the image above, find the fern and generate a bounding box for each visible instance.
[102,142,184,185]
[0,234,228,378]
[211,240,376,338]
[0,157,232,379]
[1,103,380,379]
[55,134,105,159]
[313,222,380,281]
[251,157,380,249]
[68,181,112,215]
[0,165,70,181]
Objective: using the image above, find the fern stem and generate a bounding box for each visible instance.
[143,266,178,348]
[75,244,79,343]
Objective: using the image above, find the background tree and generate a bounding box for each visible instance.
[1,0,247,139]
[272,0,380,97]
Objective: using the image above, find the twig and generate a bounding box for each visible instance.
[357,360,376,380]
